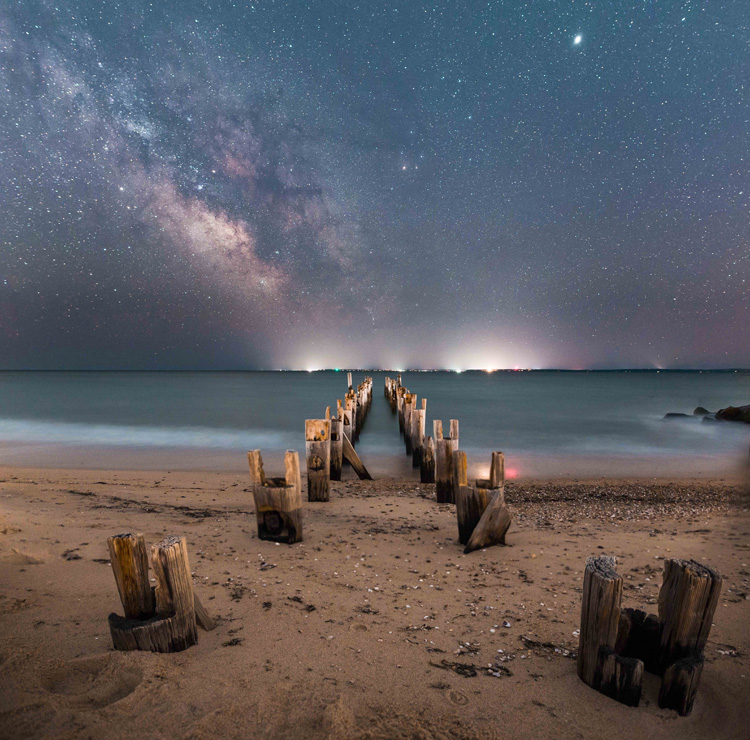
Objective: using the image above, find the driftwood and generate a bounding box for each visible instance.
[248,449,303,543]
[342,434,373,480]
[305,419,331,502]
[108,534,211,653]
[420,435,435,483]
[577,556,721,715]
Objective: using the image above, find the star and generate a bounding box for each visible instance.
[573,35,582,45]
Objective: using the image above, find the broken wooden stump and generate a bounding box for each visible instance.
[656,558,722,715]
[453,449,510,551]
[434,419,458,503]
[463,490,512,554]
[107,532,154,620]
[108,533,212,653]
[305,419,331,502]
[576,556,642,706]
[247,449,303,543]
[420,435,436,483]
[577,555,721,715]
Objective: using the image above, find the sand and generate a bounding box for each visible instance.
[0,465,749,740]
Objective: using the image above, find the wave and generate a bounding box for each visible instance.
[0,418,294,450]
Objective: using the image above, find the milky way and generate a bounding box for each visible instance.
[1,1,748,369]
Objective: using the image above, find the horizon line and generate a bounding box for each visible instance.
[1,367,748,373]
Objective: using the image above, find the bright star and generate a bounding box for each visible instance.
[573,35,582,45]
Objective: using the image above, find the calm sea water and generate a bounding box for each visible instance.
[0,371,748,478]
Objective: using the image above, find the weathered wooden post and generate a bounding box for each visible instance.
[420,435,435,483]
[434,419,458,503]
[305,418,331,502]
[456,483,490,546]
[460,452,512,553]
[576,555,721,714]
[577,556,644,707]
[330,407,343,482]
[657,559,722,715]
[343,396,355,447]
[410,398,426,467]
[451,449,468,505]
[346,390,359,442]
[108,533,213,653]
[107,532,155,620]
[404,393,416,454]
[248,449,303,543]
[397,387,407,434]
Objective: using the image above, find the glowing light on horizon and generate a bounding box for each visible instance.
[506,467,519,479]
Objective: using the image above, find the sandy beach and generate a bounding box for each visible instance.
[1,465,748,740]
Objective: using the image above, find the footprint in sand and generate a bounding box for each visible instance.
[349,623,368,632]
[41,655,143,709]
[447,689,469,706]
[0,549,44,565]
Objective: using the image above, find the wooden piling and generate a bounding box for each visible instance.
[248,449,303,543]
[656,559,722,715]
[657,558,722,669]
[403,393,416,454]
[305,419,331,501]
[451,449,468,505]
[397,387,407,435]
[108,535,200,653]
[457,451,510,550]
[107,532,155,620]
[411,398,426,468]
[420,435,436,483]
[434,419,458,503]
[463,489,512,553]
[330,415,343,481]
[575,555,721,714]
[578,558,628,678]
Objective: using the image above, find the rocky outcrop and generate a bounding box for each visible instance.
[693,407,712,416]
[663,413,692,421]
[716,405,750,424]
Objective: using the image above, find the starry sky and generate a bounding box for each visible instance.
[1,1,748,370]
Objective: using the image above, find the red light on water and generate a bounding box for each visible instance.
[506,467,518,479]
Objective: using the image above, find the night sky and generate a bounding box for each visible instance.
[1,1,747,370]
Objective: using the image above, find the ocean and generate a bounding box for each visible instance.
[0,370,748,479]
